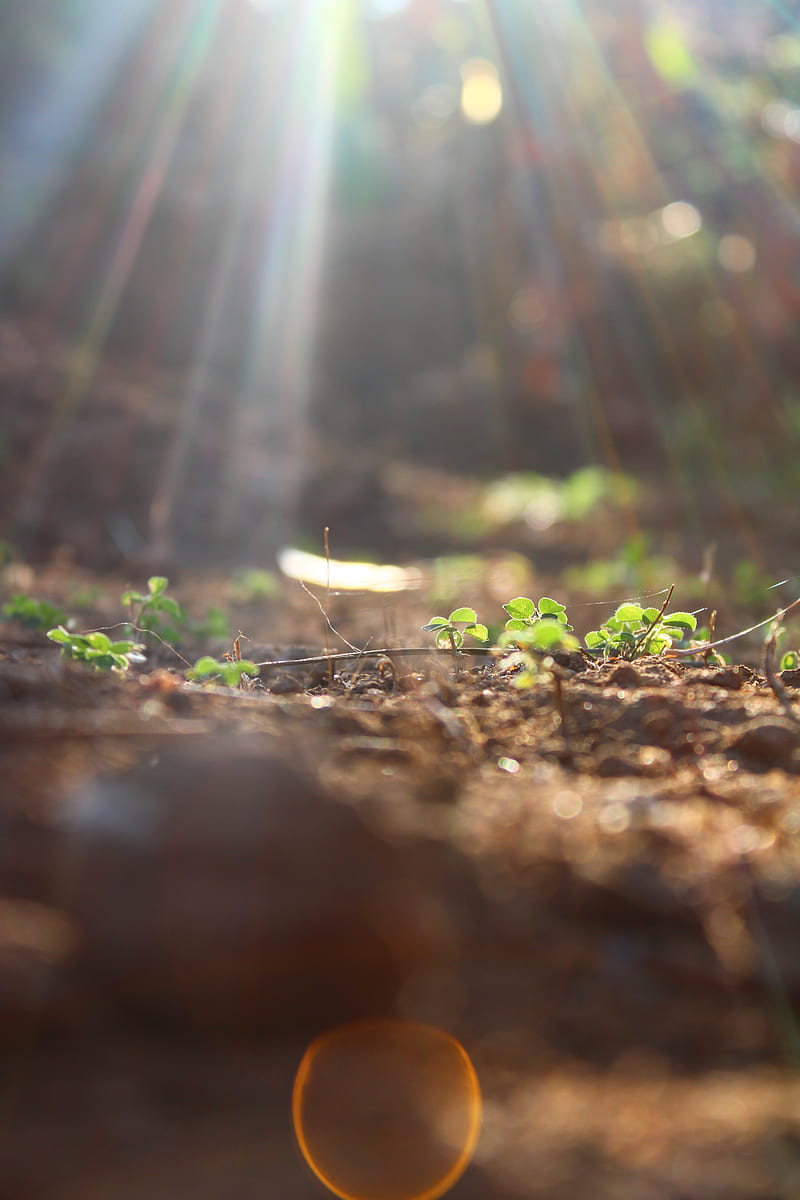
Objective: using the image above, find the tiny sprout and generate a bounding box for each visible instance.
[422,607,489,650]
[186,656,259,688]
[3,594,68,631]
[122,575,185,642]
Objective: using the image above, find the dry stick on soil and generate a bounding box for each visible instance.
[763,612,798,723]
[667,593,800,657]
[298,581,360,657]
[704,609,717,663]
[323,526,333,685]
[634,582,674,657]
[254,646,492,668]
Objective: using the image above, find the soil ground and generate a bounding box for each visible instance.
[2,561,800,1200]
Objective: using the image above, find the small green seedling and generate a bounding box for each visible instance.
[502,595,574,635]
[497,619,580,687]
[2,594,67,631]
[230,568,279,603]
[585,602,697,660]
[422,607,489,650]
[122,576,185,642]
[47,627,145,671]
[780,649,799,671]
[190,606,230,640]
[186,656,259,688]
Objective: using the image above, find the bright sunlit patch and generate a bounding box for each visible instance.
[292,1019,482,1200]
[658,200,702,242]
[278,546,425,593]
[460,59,503,126]
[718,234,756,272]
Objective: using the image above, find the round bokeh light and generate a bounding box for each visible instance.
[292,1019,482,1200]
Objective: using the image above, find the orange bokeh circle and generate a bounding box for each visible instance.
[292,1019,482,1200]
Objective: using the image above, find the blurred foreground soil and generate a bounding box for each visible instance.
[1,566,800,1200]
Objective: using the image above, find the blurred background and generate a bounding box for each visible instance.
[1,0,799,574]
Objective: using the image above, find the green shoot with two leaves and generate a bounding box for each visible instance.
[421,607,489,650]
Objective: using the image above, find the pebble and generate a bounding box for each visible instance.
[727,718,799,766]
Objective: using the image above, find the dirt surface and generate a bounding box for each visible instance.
[2,562,800,1200]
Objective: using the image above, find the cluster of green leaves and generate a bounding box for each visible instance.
[423,595,579,687]
[47,627,145,671]
[498,599,579,687]
[185,656,259,688]
[502,595,574,634]
[2,594,67,631]
[423,594,705,677]
[584,602,697,660]
[422,607,489,649]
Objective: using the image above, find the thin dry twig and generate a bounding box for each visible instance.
[298,580,360,655]
[667,594,800,657]
[763,612,798,723]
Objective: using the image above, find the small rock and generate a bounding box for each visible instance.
[727,718,799,766]
[606,664,644,689]
[266,673,304,694]
[682,667,747,691]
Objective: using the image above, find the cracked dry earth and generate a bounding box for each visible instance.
[2,633,800,1200]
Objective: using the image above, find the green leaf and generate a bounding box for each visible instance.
[190,656,225,677]
[436,628,462,649]
[503,597,536,620]
[504,618,529,633]
[662,611,697,632]
[642,607,661,623]
[448,607,477,624]
[584,630,607,649]
[47,626,74,645]
[422,617,450,631]
[780,650,799,670]
[85,632,112,651]
[537,597,566,615]
[121,589,143,607]
[465,623,489,643]
[152,596,183,620]
[148,576,168,597]
[648,635,672,655]
[530,623,577,650]
[615,603,644,623]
